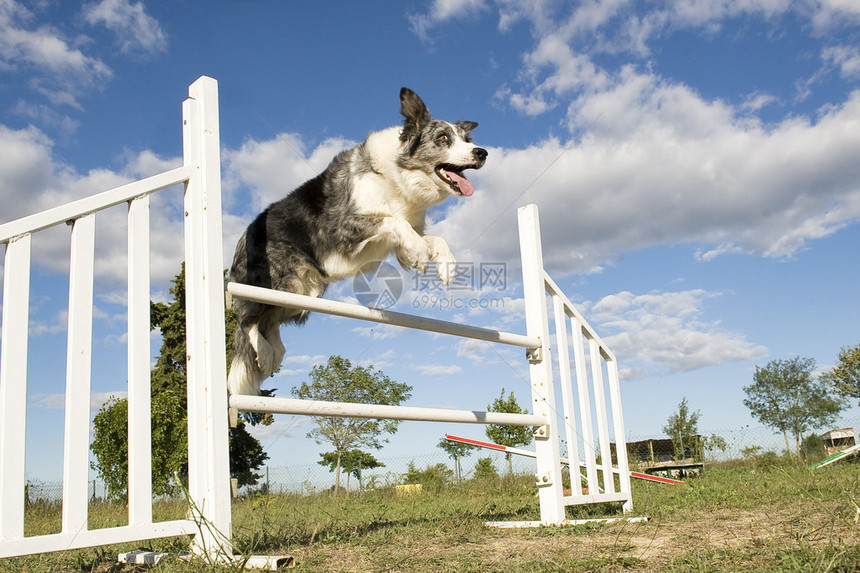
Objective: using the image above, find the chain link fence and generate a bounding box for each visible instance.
[245,416,860,495]
[25,417,859,502]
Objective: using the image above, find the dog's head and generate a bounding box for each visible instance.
[397,87,487,198]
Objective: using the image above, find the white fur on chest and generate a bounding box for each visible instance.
[352,128,445,224]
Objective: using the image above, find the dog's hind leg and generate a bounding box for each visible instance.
[265,322,286,374]
[256,306,293,377]
[227,321,265,395]
[227,354,264,396]
[248,323,277,376]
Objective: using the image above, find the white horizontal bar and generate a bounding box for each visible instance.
[227,282,541,349]
[229,395,546,426]
[485,516,650,529]
[119,551,295,570]
[0,166,190,242]
[0,519,198,559]
[118,551,168,566]
[243,555,296,570]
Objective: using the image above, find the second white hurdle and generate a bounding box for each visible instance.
[224,203,634,526]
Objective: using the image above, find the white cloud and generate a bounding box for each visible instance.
[11,100,80,137]
[283,354,327,366]
[741,91,779,113]
[359,349,397,370]
[456,337,495,366]
[244,416,310,443]
[351,324,406,341]
[589,289,767,377]
[29,390,126,413]
[479,0,858,114]
[822,45,860,80]
[222,134,352,214]
[0,124,187,287]
[411,363,463,376]
[664,0,792,29]
[810,0,860,31]
[83,0,167,55]
[30,309,68,337]
[409,0,489,43]
[275,354,327,376]
[0,0,112,108]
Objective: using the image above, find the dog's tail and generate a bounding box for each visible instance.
[227,319,265,396]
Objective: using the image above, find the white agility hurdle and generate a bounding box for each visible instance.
[0,76,234,562]
[224,205,635,525]
[0,76,633,564]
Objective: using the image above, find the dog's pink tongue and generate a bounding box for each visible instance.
[448,171,474,196]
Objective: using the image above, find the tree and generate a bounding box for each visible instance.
[743,357,846,456]
[485,388,533,474]
[702,434,727,461]
[91,265,268,501]
[292,355,412,495]
[821,343,860,404]
[229,418,270,488]
[662,397,701,461]
[472,457,499,480]
[437,437,476,483]
[318,449,384,492]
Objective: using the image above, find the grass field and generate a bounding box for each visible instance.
[2,456,859,572]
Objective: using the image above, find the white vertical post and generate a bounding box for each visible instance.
[607,357,633,511]
[0,235,32,539]
[62,214,96,535]
[589,339,614,493]
[517,204,565,524]
[127,196,152,525]
[571,319,598,492]
[551,295,582,498]
[183,76,232,558]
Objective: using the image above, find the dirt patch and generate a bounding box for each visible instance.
[286,508,860,571]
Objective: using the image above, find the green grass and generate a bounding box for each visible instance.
[2,458,859,572]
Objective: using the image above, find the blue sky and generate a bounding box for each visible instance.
[2,0,860,481]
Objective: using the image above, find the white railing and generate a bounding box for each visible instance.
[517,204,632,520]
[0,76,632,564]
[0,76,229,560]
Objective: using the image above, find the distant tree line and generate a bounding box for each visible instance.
[664,343,860,461]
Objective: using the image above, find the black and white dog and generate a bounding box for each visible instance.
[227,88,487,395]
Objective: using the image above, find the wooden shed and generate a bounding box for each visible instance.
[821,428,855,456]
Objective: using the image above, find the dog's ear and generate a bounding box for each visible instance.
[400,87,431,142]
[456,121,478,137]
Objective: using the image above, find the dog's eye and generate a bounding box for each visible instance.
[437,134,449,143]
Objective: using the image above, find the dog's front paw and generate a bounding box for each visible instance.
[435,253,456,285]
[397,235,431,274]
[424,236,456,285]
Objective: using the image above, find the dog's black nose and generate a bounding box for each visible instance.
[473,147,488,162]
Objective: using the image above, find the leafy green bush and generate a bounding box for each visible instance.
[402,461,453,491]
